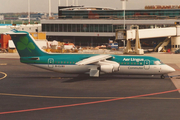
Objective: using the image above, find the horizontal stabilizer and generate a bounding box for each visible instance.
[5,29,27,35]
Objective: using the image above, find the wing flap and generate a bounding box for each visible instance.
[76,55,112,65]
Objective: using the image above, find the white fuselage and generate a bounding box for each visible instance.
[32,64,175,75]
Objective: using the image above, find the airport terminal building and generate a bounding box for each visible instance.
[41,6,180,47]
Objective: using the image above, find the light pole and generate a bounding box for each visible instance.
[59,0,61,6]
[66,0,69,6]
[49,0,52,17]
[72,0,75,6]
[121,0,127,29]
[76,0,78,6]
[28,0,30,24]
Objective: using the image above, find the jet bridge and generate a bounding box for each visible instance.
[116,25,180,54]
[126,27,178,40]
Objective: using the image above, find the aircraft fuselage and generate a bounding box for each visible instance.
[20,54,175,75]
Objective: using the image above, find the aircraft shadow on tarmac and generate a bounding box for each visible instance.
[61,74,167,83]
[18,71,169,83]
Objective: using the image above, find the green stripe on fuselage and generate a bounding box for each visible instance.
[20,54,161,66]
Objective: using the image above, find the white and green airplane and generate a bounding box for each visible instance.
[7,30,175,79]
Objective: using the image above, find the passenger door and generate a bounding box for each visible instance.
[144,60,150,70]
[48,58,54,68]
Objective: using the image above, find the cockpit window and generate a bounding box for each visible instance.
[154,61,163,65]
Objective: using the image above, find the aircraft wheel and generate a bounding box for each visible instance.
[161,74,165,79]
[98,70,100,77]
[118,66,120,71]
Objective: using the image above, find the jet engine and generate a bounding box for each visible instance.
[98,60,120,73]
[100,65,114,73]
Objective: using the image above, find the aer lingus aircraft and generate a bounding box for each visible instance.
[7,30,175,79]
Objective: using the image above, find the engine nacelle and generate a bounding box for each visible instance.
[100,65,114,73]
[98,60,120,72]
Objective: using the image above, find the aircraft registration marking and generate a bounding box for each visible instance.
[55,65,65,68]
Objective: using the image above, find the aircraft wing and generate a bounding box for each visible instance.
[76,55,112,65]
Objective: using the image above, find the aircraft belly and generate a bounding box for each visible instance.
[31,64,96,74]
[30,64,161,75]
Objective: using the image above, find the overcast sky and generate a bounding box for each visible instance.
[1,0,180,13]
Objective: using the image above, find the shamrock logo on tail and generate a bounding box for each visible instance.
[17,36,35,52]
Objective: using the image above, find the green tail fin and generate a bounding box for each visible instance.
[9,30,47,57]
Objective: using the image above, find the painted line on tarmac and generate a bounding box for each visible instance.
[0,72,7,80]
[175,69,180,72]
[0,88,180,115]
[0,63,7,66]
[0,93,180,100]
[0,93,116,99]
[0,58,19,60]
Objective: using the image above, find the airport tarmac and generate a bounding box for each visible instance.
[1,53,180,120]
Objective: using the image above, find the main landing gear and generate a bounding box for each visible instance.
[161,74,165,79]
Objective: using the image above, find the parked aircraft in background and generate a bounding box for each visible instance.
[6,30,175,78]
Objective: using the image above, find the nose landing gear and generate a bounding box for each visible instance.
[161,74,165,79]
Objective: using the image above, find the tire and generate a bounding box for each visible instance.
[161,75,165,79]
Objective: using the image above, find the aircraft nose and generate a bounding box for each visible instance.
[167,66,175,73]
[161,65,175,73]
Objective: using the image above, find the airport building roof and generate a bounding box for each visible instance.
[58,6,180,20]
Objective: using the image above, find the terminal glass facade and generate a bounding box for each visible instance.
[43,8,179,46]
[59,9,180,19]
[42,24,124,32]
